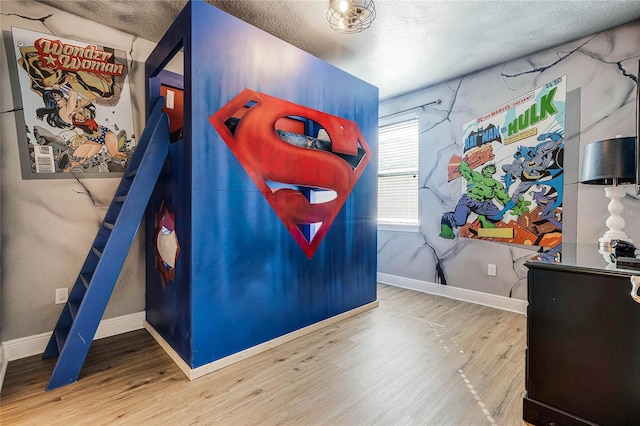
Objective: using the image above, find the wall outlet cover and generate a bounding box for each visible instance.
[55,288,68,305]
[488,264,497,276]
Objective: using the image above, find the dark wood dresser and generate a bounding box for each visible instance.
[524,246,640,425]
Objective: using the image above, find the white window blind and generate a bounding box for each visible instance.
[378,118,419,224]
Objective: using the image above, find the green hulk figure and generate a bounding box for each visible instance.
[439,161,530,239]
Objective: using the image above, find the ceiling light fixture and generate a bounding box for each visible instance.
[326,0,376,34]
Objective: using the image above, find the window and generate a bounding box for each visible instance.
[377,118,419,225]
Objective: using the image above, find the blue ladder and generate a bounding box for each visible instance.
[43,98,170,391]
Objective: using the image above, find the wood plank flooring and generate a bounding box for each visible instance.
[1,284,527,425]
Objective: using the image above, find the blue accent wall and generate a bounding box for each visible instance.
[145,0,378,369]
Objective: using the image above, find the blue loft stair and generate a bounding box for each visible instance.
[42,98,170,391]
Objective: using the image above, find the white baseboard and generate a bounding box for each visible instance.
[143,321,192,378]
[0,344,7,393]
[377,272,528,315]
[145,300,380,380]
[1,311,145,362]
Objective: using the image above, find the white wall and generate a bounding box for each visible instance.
[2,1,639,348]
[378,20,640,302]
[0,0,158,341]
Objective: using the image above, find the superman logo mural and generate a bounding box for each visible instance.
[209,89,371,258]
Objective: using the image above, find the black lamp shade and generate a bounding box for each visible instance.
[580,136,637,185]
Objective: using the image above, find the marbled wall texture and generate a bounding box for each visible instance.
[0,0,167,340]
[378,20,640,301]
[1,1,639,345]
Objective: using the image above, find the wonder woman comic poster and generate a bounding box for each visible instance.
[12,27,136,177]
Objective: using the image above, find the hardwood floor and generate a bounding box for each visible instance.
[1,284,526,425]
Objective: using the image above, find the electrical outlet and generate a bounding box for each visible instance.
[55,288,68,305]
[166,90,175,109]
[487,264,497,277]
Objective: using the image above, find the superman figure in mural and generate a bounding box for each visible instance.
[439,161,529,239]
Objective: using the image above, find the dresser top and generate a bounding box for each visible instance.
[526,243,640,277]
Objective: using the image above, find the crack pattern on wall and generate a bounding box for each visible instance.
[378,21,640,301]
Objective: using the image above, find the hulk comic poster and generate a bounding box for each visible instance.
[12,27,135,177]
[440,77,566,261]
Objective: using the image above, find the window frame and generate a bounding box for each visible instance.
[377,116,419,230]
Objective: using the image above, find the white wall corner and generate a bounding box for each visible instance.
[1,311,145,362]
[377,273,528,315]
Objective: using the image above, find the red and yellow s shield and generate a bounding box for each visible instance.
[209,89,371,258]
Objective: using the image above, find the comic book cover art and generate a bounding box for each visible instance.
[440,77,566,262]
[12,27,136,177]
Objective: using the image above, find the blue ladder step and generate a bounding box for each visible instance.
[54,327,70,354]
[79,273,92,289]
[68,300,81,320]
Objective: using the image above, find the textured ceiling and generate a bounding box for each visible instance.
[37,0,640,100]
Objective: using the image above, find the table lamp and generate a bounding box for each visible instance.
[580,136,637,256]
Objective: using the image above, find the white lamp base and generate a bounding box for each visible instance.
[598,186,632,263]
